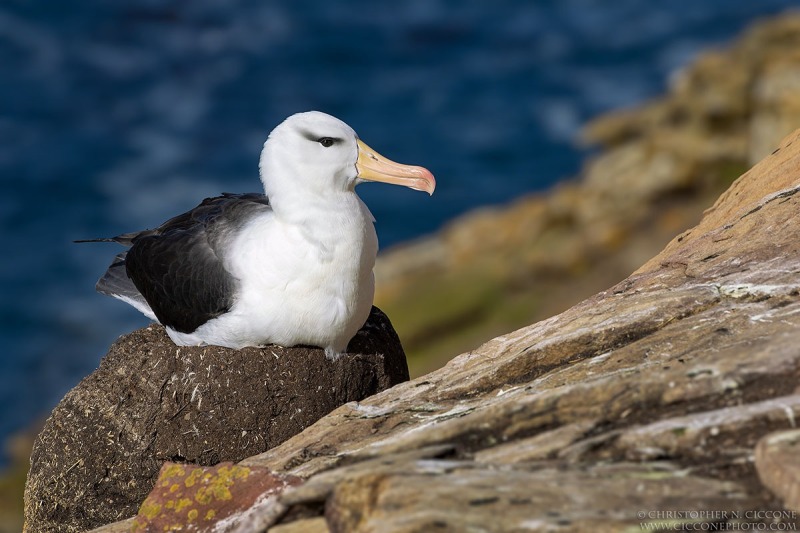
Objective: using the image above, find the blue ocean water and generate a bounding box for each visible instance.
[0,1,796,459]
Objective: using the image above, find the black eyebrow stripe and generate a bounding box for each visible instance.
[299,129,319,141]
[298,130,343,144]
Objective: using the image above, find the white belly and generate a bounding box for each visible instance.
[167,198,378,359]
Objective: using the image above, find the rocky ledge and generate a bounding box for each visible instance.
[376,13,800,374]
[87,127,800,530]
[23,308,408,533]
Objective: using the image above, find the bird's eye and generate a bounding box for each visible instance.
[318,137,336,148]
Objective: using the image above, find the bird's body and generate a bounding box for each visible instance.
[84,112,434,359]
[165,190,378,354]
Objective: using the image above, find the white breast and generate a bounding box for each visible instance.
[168,193,378,358]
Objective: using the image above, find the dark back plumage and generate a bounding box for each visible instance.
[87,193,271,333]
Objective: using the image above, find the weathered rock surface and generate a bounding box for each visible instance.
[131,462,301,532]
[376,13,800,374]
[24,307,408,533]
[94,128,800,531]
[756,430,800,513]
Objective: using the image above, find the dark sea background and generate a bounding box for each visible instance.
[1,0,797,463]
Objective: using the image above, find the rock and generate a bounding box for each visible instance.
[755,430,800,512]
[325,461,749,531]
[130,462,301,532]
[375,13,800,375]
[269,517,328,533]
[94,127,800,531]
[24,307,408,533]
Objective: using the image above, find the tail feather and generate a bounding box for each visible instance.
[74,231,145,246]
[74,237,117,243]
[95,252,131,296]
[95,251,158,321]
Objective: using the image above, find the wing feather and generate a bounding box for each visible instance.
[85,193,271,333]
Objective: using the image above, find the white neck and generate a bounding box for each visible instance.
[259,139,358,221]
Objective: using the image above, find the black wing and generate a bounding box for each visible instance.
[90,193,271,333]
[96,251,152,314]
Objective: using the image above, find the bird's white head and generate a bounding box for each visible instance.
[259,111,435,207]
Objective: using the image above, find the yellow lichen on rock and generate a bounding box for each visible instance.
[159,464,186,484]
[137,501,161,521]
[173,499,191,512]
[194,464,250,504]
[129,462,301,532]
[183,468,203,488]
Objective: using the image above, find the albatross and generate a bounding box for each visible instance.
[82,111,435,359]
